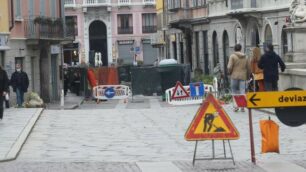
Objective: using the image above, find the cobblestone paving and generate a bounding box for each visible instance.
[3,98,304,171]
[0,162,141,172]
[0,108,41,160]
[0,161,268,172]
[17,104,306,163]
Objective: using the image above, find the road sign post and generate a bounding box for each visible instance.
[246,89,306,164]
[248,108,256,164]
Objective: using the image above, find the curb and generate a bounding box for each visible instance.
[0,108,44,162]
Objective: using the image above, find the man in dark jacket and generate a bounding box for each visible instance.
[258,44,286,91]
[0,65,9,120]
[10,64,29,107]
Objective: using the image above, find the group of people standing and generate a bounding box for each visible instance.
[227,43,286,112]
[0,64,29,121]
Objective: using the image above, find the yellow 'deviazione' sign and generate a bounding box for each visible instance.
[247,91,306,108]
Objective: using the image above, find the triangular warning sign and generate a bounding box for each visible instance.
[171,81,190,100]
[185,94,240,141]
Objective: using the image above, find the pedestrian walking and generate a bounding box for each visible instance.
[250,47,265,91]
[0,65,9,120]
[227,44,249,112]
[258,44,286,91]
[10,64,29,107]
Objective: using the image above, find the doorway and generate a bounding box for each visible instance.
[89,20,108,66]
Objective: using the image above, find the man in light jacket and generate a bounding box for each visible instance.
[227,44,249,112]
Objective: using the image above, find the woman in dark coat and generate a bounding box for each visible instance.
[0,65,9,120]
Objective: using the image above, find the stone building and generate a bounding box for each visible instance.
[162,0,303,89]
[4,0,74,103]
[64,0,158,66]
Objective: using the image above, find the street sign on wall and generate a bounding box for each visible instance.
[247,91,306,109]
[185,94,240,141]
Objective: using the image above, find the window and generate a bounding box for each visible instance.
[282,27,288,57]
[142,13,157,33]
[264,25,273,45]
[66,16,78,36]
[15,57,24,68]
[191,0,206,8]
[118,14,133,34]
[14,0,21,19]
[231,0,243,10]
[40,0,45,16]
[0,52,4,67]
[168,0,181,9]
[51,0,57,17]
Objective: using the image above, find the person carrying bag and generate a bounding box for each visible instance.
[0,65,9,120]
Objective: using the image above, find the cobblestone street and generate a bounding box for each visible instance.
[0,98,304,171]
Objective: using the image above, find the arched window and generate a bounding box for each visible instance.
[264,25,273,45]
[281,26,288,57]
[251,26,260,47]
[235,26,243,45]
[212,31,219,67]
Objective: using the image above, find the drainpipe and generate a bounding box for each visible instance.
[9,0,14,30]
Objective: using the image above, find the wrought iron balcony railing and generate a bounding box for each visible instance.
[64,0,76,8]
[118,27,133,34]
[142,26,157,33]
[24,17,75,40]
[83,0,111,7]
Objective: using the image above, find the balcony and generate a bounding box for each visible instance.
[142,26,157,33]
[24,17,75,42]
[64,0,76,8]
[151,31,165,46]
[83,0,111,7]
[118,0,131,6]
[168,8,191,23]
[143,0,156,6]
[118,27,133,34]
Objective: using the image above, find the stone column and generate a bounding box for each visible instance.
[199,31,204,71]
[176,33,181,64]
[169,34,174,59]
[192,32,196,70]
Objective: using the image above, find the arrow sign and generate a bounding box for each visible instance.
[104,87,116,99]
[249,94,261,106]
[247,91,306,108]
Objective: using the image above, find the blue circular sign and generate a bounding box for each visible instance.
[105,87,116,99]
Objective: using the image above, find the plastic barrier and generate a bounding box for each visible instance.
[93,85,130,100]
[165,84,215,105]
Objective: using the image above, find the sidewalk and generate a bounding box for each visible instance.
[46,93,84,110]
[0,108,43,162]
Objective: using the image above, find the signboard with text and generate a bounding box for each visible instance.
[247,91,306,109]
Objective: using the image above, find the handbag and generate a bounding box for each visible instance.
[5,93,9,101]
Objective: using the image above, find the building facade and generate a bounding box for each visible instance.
[163,0,291,82]
[64,0,158,66]
[5,0,74,103]
[0,0,12,69]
